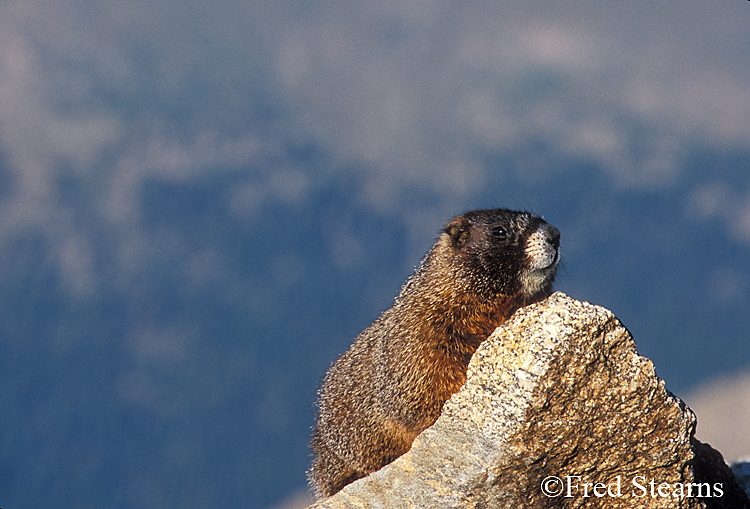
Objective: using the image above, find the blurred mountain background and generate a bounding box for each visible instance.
[1,1,749,508]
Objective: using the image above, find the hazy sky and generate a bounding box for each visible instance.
[2,1,750,279]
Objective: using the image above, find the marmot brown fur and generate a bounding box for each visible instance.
[309,208,560,498]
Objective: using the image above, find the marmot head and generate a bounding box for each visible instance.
[441,208,560,300]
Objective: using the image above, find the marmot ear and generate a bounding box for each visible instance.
[444,217,471,249]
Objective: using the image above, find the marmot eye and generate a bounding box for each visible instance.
[492,226,509,239]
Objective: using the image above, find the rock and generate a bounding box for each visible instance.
[730,460,750,499]
[308,292,749,509]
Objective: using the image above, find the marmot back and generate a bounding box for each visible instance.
[309,208,560,498]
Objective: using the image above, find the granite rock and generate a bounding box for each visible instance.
[309,293,749,508]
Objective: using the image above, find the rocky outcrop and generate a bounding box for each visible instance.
[308,293,749,509]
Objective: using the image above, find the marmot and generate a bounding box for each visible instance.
[309,208,560,498]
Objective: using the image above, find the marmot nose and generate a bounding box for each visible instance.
[545,225,560,250]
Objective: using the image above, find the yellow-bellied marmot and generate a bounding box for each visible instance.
[309,208,560,498]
